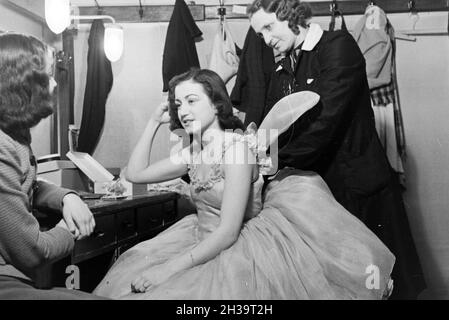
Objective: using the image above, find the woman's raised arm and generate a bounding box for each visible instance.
[126,101,188,184]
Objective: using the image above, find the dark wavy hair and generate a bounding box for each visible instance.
[247,0,313,34]
[167,68,245,133]
[0,33,55,144]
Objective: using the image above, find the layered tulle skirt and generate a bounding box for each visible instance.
[93,170,395,299]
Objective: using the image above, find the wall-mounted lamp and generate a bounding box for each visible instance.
[44,0,123,62]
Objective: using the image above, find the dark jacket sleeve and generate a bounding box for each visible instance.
[278,32,367,168]
[0,140,74,277]
[34,180,75,213]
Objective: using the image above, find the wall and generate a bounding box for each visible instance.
[393,15,449,300]
[72,9,449,299]
[73,19,250,170]
[0,0,57,158]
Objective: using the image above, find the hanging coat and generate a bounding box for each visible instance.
[352,6,406,176]
[162,0,202,92]
[77,20,113,155]
[230,27,274,126]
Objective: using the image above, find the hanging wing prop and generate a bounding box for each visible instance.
[256,91,321,151]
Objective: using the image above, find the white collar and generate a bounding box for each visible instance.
[301,23,324,51]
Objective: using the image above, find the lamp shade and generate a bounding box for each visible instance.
[45,0,71,34]
[104,25,123,62]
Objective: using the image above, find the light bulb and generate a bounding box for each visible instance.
[104,24,123,62]
[45,0,71,34]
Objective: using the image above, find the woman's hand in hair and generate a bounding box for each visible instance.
[151,101,171,124]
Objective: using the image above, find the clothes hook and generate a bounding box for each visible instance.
[329,0,337,14]
[94,0,103,15]
[407,0,416,13]
[408,0,419,30]
[138,0,144,20]
[217,0,226,24]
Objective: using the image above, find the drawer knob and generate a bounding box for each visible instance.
[93,229,105,238]
[121,220,133,228]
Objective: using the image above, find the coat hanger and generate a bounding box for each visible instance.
[94,0,103,15]
[408,0,420,31]
[399,0,449,36]
[217,0,226,39]
[364,1,417,42]
[138,0,144,20]
[329,0,347,31]
[393,1,418,42]
[365,2,381,30]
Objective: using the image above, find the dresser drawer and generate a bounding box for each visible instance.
[117,209,136,241]
[73,214,116,258]
[162,200,177,224]
[136,204,164,233]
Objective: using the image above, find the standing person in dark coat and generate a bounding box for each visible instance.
[248,0,426,299]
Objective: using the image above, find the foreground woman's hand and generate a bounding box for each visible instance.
[62,193,95,240]
[131,264,174,293]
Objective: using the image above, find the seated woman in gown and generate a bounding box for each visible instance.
[93,68,395,299]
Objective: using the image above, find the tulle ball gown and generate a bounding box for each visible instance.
[93,133,395,300]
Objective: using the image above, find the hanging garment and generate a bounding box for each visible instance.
[77,20,113,155]
[352,6,406,177]
[162,0,202,92]
[208,19,239,89]
[372,100,404,174]
[352,5,392,89]
[230,27,274,126]
[386,21,407,175]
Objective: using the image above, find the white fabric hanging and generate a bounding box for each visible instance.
[371,102,404,174]
[208,19,239,93]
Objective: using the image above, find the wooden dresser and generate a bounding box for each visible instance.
[36,191,181,292]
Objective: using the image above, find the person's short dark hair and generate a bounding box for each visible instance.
[0,33,55,144]
[167,68,245,133]
[247,0,313,34]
